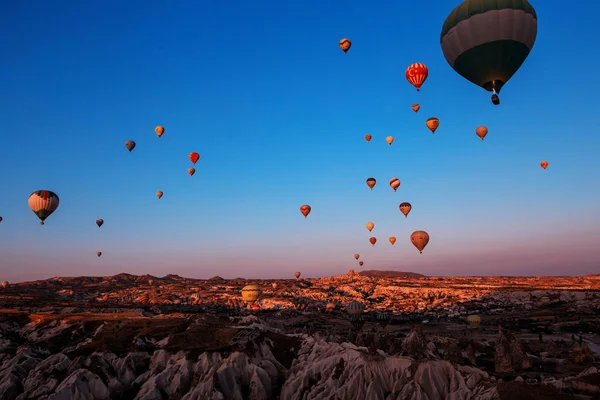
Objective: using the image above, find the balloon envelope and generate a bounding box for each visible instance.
[475,126,488,140]
[410,231,430,253]
[366,222,374,232]
[366,178,376,190]
[96,219,103,228]
[389,178,400,192]
[399,202,412,218]
[339,38,351,53]
[125,140,136,152]
[189,152,200,165]
[412,104,420,113]
[155,126,165,137]
[467,315,481,329]
[386,136,394,145]
[389,236,396,245]
[426,118,440,133]
[369,237,377,246]
[28,190,60,225]
[156,191,163,199]
[294,272,301,279]
[406,63,429,91]
[354,254,360,260]
[365,134,372,142]
[241,285,261,307]
[188,168,196,176]
[540,161,548,169]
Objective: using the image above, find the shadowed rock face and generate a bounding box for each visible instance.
[1,273,599,399]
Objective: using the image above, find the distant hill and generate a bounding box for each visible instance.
[359,270,425,278]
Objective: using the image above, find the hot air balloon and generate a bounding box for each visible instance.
[369,237,377,246]
[155,126,165,137]
[28,190,59,225]
[440,0,538,105]
[467,315,481,329]
[326,303,335,312]
[475,126,488,140]
[339,38,351,54]
[358,261,364,266]
[540,161,548,170]
[389,236,396,245]
[96,219,104,228]
[241,285,261,308]
[366,178,376,190]
[251,304,260,312]
[156,191,163,199]
[0,217,3,222]
[347,301,365,330]
[406,63,429,91]
[540,296,550,305]
[294,271,301,280]
[97,252,102,257]
[389,178,400,192]
[426,118,440,134]
[101,295,109,302]
[366,221,374,232]
[354,254,360,260]
[125,140,136,152]
[272,283,278,290]
[189,152,200,165]
[399,202,412,218]
[386,136,394,145]
[148,279,154,286]
[300,205,311,218]
[365,134,372,143]
[412,104,420,113]
[188,168,196,176]
[1,281,8,288]
[410,231,430,254]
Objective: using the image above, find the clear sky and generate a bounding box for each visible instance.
[1,0,599,282]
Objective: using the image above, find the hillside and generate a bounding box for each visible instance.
[358,270,425,278]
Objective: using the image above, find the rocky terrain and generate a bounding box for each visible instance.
[1,272,599,399]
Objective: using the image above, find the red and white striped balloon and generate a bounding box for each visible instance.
[405,63,429,91]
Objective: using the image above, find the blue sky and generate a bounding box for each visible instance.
[1,0,599,282]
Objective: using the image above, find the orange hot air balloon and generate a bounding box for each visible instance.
[366,178,376,190]
[406,63,429,91]
[369,237,377,246]
[188,168,196,176]
[389,178,400,192]
[156,191,163,199]
[300,204,311,218]
[189,152,200,165]
[389,236,396,245]
[365,134,372,143]
[475,126,488,140]
[540,161,549,170]
[155,126,165,138]
[359,261,364,266]
[294,271,301,279]
[386,136,394,145]
[412,104,420,113]
[410,231,430,254]
[354,254,360,260]
[426,117,440,134]
[366,221,374,232]
[399,202,412,218]
[96,252,102,257]
[339,38,351,54]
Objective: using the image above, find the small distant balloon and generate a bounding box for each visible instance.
[0,217,3,223]
[399,202,412,218]
[366,221,374,232]
[406,63,429,91]
[467,315,481,329]
[365,134,372,143]
[412,104,420,113]
[294,271,301,280]
[475,126,488,140]
[300,204,311,218]
[426,118,440,134]
[1,281,7,288]
[96,219,103,228]
[125,140,136,152]
[359,261,364,266]
[156,191,163,199]
[389,236,396,245]
[369,237,377,246]
[188,168,196,176]
[410,231,430,254]
[389,178,400,192]
[189,152,200,165]
[386,136,394,145]
[96,252,102,257]
[272,283,278,290]
[155,126,165,138]
[354,254,360,260]
[339,38,351,54]
[540,161,549,170]
[366,178,376,190]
